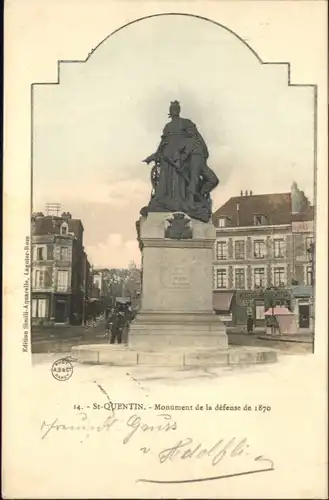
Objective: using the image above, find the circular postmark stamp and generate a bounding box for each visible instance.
[51,358,73,381]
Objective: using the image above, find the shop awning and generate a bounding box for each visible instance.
[265,306,292,316]
[276,314,298,334]
[213,291,235,312]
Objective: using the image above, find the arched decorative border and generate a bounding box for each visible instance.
[30,13,318,346]
[31,13,317,91]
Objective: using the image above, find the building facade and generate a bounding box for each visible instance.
[82,250,93,321]
[212,184,314,329]
[31,212,87,326]
[290,217,314,328]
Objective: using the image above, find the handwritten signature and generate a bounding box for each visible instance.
[40,412,177,444]
[40,413,117,441]
[123,413,177,444]
[159,436,250,465]
[40,384,274,484]
[136,437,274,484]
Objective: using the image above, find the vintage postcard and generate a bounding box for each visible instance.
[3,1,328,498]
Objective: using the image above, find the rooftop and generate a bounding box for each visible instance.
[212,190,313,228]
[32,214,84,237]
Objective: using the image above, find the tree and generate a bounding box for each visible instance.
[125,262,141,299]
[100,265,141,304]
[264,288,276,311]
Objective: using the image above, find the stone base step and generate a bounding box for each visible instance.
[129,311,228,350]
[71,344,277,367]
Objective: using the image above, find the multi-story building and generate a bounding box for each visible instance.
[31,211,87,326]
[82,249,93,321]
[290,209,315,328]
[212,183,314,329]
[92,270,106,297]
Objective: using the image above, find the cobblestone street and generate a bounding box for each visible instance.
[31,321,313,360]
[31,319,108,353]
[227,331,313,354]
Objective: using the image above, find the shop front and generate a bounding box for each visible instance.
[54,294,70,324]
[291,285,313,330]
[213,291,235,325]
[32,292,52,326]
[234,289,292,327]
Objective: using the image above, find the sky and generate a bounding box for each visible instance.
[32,14,315,269]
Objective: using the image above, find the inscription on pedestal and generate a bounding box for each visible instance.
[162,265,191,290]
[141,215,217,313]
[170,265,190,289]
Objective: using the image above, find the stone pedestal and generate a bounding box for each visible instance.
[129,212,228,351]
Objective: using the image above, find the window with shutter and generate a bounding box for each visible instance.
[254,268,265,288]
[60,247,70,260]
[273,239,285,258]
[47,245,54,260]
[57,270,69,291]
[235,269,245,289]
[216,269,227,289]
[37,247,44,260]
[216,242,227,260]
[32,299,37,317]
[38,299,47,318]
[273,267,285,286]
[234,241,245,259]
[254,241,265,259]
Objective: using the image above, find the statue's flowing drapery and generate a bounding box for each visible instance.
[141,104,219,222]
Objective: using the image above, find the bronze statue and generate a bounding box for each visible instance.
[141,101,219,222]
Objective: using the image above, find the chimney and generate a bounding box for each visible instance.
[61,212,72,220]
[250,190,253,196]
[32,211,44,219]
[240,190,243,196]
[244,190,248,196]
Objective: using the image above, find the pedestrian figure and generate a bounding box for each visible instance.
[127,305,135,323]
[122,306,133,345]
[247,315,254,333]
[106,308,115,340]
[110,308,126,344]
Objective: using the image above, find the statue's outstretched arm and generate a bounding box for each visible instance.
[143,128,168,164]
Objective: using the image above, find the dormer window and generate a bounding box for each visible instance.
[218,217,226,228]
[254,214,268,226]
[60,222,68,235]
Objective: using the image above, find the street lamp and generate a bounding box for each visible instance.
[307,241,315,286]
[306,241,315,329]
